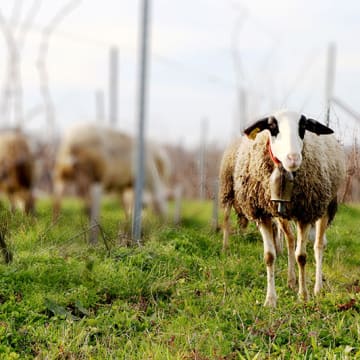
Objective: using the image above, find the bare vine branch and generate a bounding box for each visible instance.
[0,0,42,128]
[0,9,18,126]
[36,0,82,138]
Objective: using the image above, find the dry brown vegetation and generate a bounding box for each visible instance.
[341,140,360,202]
[30,136,360,204]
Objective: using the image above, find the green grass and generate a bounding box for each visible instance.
[0,198,359,359]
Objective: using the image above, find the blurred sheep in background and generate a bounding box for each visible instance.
[52,123,171,221]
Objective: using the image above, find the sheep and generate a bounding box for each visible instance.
[0,130,35,214]
[52,123,169,221]
[219,109,346,307]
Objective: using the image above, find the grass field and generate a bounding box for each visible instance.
[0,198,359,359]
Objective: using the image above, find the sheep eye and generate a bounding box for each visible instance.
[268,117,279,137]
[299,115,307,139]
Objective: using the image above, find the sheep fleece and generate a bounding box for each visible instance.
[219,137,242,208]
[233,132,346,224]
[0,132,33,191]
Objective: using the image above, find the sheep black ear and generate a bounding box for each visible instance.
[303,116,334,136]
[243,117,270,140]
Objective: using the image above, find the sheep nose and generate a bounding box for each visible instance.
[287,153,300,163]
[285,153,301,170]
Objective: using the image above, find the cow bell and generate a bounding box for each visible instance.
[269,165,294,214]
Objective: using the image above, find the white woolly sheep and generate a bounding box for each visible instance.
[52,123,170,220]
[219,110,346,307]
[0,130,35,215]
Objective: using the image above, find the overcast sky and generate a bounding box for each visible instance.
[0,0,359,148]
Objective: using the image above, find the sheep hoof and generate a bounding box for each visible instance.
[264,296,277,307]
[222,244,229,253]
[287,278,297,290]
[298,291,309,302]
[314,284,322,296]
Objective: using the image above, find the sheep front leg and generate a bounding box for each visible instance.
[23,190,35,215]
[120,189,133,222]
[277,219,296,290]
[258,218,277,307]
[222,203,231,252]
[52,181,65,222]
[296,222,311,301]
[314,216,328,295]
[89,183,103,245]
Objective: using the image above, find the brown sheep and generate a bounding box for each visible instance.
[0,130,34,214]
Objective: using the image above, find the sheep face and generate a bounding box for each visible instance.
[244,110,333,172]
